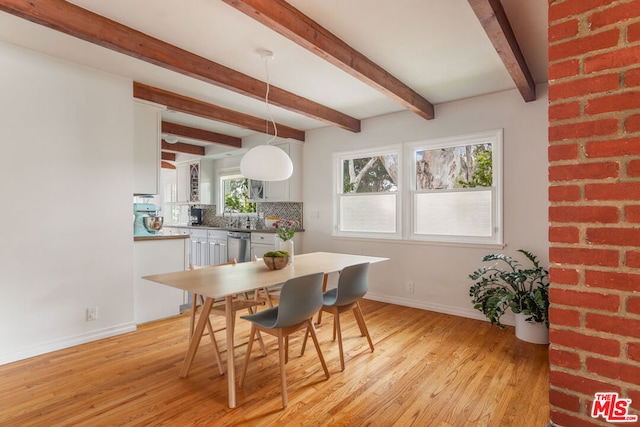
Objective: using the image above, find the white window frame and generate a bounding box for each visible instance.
[405,129,503,245]
[333,144,402,240]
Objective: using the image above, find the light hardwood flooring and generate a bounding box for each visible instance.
[0,300,549,426]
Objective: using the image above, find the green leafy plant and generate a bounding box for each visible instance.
[263,250,290,258]
[469,249,549,329]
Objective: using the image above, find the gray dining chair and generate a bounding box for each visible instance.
[239,272,330,408]
[302,262,374,371]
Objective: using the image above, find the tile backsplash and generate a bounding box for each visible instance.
[197,202,303,229]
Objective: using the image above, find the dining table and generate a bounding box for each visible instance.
[142,251,389,408]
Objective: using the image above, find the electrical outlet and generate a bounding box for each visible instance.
[87,306,98,321]
[406,281,415,293]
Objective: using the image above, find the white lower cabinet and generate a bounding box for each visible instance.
[250,232,274,259]
[207,230,228,265]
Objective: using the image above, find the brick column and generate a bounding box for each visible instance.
[548,1,640,426]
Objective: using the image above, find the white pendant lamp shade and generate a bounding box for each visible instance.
[240,144,293,181]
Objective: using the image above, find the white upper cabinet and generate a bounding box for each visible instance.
[249,141,303,202]
[133,100,162,195]
[177,159,215,204]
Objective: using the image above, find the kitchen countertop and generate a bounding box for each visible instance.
[134,234,190,242]
[164,225,304,233]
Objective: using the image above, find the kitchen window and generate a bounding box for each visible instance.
[333,130,503,245]
[219,172,256,214]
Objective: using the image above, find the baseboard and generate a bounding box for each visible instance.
[364,292,516,327]
[0,322,137,366]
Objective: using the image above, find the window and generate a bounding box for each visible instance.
[334,145,402,239]
[219,172,256,213]
[333,130,502,246]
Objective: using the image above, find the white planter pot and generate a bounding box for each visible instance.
[514,313,549,344]
[277,239,294,264]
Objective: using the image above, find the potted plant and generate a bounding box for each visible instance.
[262,250,290,270]
[468,249,549,344]
[272,219,299,263]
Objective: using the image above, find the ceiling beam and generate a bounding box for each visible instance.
[161,141,205,156]
[161,161,176,170]
[161,152,176,162]
[468,0,536,102]
[222,0,435,120]
[0,0,360,132]
[162,121,241,148]
[134,83,305,142]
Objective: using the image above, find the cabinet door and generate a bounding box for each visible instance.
[133,101,162,195]
[251,243,273,260]
[177,163,190,204]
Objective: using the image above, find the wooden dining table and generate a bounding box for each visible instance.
[142,251,388,408]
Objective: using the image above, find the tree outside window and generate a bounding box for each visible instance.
[222,175,255,213]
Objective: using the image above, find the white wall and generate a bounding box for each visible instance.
[301,85,549,323]
[0,42,136,364]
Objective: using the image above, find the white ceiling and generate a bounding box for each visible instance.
[0,0,548,157]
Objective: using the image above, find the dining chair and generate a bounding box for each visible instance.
[301,262,374,371]
[239,272,330,408]
[188,258,266,375]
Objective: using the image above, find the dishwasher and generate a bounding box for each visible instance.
[227,231,251,263]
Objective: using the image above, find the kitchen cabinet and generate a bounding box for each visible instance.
[189,229,209,267]
[250,232,274,259]
[248,142,303,202]
[207,230,228,265]
[133,100,163,195]
[177,159,215,204]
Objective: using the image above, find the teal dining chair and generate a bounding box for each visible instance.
[239,272,330,408]
[302,262,374,371]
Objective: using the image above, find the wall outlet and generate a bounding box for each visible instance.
[87,306,98,321]
[406,281,415,293]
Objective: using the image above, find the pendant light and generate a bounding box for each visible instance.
[240,50,293,182]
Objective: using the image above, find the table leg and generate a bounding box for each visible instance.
[225,294,236,408]
[179,296,214,377]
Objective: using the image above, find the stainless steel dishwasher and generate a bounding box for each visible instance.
[227,231,251,263]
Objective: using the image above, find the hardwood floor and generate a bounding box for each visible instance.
[0,301,549,426]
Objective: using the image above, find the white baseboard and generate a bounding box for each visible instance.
[0,322,137,366]
[364,292,516,327]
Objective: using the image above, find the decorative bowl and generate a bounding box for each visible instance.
[263,256,289,270]
[142,215,164,233]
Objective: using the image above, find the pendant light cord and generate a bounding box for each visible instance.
[263,56,278,145]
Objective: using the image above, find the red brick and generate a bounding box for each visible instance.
[549,205,619,223]
[628,21,640,43]
[549,185,581,202]
[549,59,580,80]
[626,115,640,133]
[586,182,640,200]
[627,68,640,87]
[586,270,640,292]
[629,390,640,412]
[549,118,619,142]
[589,2,640,30]
[586,313,640,339]
[550,410,601,427]
[550,247,619,267]
[549,0,619,23]
[550,74,620,101]
[587,357,640,385]
[549,347,582,370]
[629,297,640,314]
[586,45,640,73]
[550,226,580,243]
[550,267,580,285]
[627,250,640,267]
[549,306,582,327]
[549,19,580,42]
[629,342,640,362]
[626,205,640,222]
[550,29,620,62]
[586,92,640,116]
[550,369,621,396]
[549,102,581,122]
[550,288,620,311]
[628,159,640,177]
[586,138,640,158]
[587,227,640,246]
[551,329,620,356]
[549,389,581,412]
[549,162,619,181]
[549,144,579,161]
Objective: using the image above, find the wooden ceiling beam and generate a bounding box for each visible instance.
[161,152,176,162]
[222,0,435,120]
[134,83,305,142]
[161,141,205,156]
[161,161,176,170]
[161,121,241,148]
[468,0,536,102]
[0,0,360,132]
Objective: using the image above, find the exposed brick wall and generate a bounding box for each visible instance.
[548,0,640,426]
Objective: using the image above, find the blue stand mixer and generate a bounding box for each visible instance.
[133,203,163,236]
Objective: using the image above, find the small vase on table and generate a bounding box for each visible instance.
[278,238,294,264]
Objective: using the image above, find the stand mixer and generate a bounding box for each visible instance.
[133,203,163,236]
